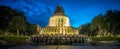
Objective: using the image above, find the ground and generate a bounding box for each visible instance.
[0,45,120,49]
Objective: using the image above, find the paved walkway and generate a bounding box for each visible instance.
[1,45,120,49]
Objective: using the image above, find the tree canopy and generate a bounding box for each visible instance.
[0,6,37,35]
[78,10,120,36]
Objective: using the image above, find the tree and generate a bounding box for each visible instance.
[91,15,105,36]
[9,13,27,36]
[78,23,95,36]
[0,6,38,36]
[26,23,38,35]
[0,6,17,34]
[90,10,120,36]
[105,10,120,35]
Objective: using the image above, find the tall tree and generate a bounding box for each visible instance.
[105,10,120,35]
[90,10,120,36]
[90,15,106,36]
[0,6,16,34]
[9,12,27,36]
[79,23,98,36]
[26,23,38,35]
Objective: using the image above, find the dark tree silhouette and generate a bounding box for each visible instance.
[78,10,120,36]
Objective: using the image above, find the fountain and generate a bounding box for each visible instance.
[28,5,88,45]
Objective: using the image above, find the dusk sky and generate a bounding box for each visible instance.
[0,0,120,28]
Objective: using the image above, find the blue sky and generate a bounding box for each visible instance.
[0,0,120,28]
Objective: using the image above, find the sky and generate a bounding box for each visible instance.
[0,0,120,28]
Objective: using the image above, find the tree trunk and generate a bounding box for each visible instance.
[17,28,19,36]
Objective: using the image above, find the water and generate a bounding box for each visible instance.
[0,45,120,49]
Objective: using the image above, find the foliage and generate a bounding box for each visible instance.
[26,24,37,35]
[0,6,37,35]
[0,35,28,43]
[9,13,27,35]
[91,36,120,41]
[78,10,120,36]
[0,6,26,35]
[0,6,16,30]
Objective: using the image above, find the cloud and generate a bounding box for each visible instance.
[0,0,54,27]
[21,0,53,27]
[1,0,120,28]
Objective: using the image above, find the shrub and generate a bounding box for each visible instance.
[91,36,120,41]
[0,35,28,43]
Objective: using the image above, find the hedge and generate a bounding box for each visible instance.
[91,36,120,41]
[0,35,28,43]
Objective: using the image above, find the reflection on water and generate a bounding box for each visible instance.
[0,45,120,49]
